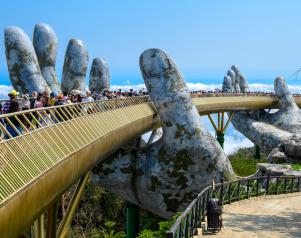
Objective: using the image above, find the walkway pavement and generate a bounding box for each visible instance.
[199,193,301,238]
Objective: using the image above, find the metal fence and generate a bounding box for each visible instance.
[0,96,150,140]
[166,175,301,238]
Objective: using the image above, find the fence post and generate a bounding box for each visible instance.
[266,174,270,195]
[220,178,224,206]
[256,177,259,197]
[228,183,232,204]
[237,181,240,201]
[190,209,195,237]
[185,215,189,238]
[298,178,300,192]
[291,177,294,193]
[285,177,287,194]
[247,179,250,199]
[276,177,279,195]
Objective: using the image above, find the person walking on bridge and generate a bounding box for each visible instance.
[3,90,22,138]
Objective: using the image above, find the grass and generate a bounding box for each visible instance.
[289,163,301,171]
[229,147,268,177]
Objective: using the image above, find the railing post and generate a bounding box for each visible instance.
[266,174,270,195]
[228,183,232,204]
[220,178,224,206]
[276,177,279,195]
[256,177,259,196]
[291,177,294,193]
[298,178,300,192]
[184,215,189,238]
[247,179,250,199]
[237,181,240,201]
[202,196,206,221]
[285,177,287,194]
[126,202,140,238]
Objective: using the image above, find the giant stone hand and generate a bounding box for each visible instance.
[92,49,235,218]
[5,23,110,94]
[223,66,301,163]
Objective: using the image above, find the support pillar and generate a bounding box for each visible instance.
[33,214,45,238]
[208,112,234,149]
[216,132,225,148]
[46,202,58,238]
[56,171,91,238]
[126,202,139,238]
[255,145,261,160]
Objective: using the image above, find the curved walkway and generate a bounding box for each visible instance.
[202,193,301,238]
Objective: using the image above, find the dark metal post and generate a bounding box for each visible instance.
[237,181,240,201]
[256,178,259,196]
[276,177,279,195]
[184,215,189,237]
[291,177,294,193]
[298,178,300,192]
[126,202,139,238]
[285,177,287,194]
[220,178,224,206]
[247,180,250,199]
[228,183,232,204]
[266,175,270,195]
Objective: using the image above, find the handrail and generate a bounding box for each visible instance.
[0,96,150,140]
[166,175,301,238]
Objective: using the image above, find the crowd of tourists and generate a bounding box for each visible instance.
[0,88,148,138]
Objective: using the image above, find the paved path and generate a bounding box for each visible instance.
[199,193,301,238]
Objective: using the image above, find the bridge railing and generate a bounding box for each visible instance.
[0,96,150,141]
[0,96,152,203]
[166,175,301,238]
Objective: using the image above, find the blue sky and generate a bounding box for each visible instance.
[1,0,301,86]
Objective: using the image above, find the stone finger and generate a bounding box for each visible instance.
[89,58,110,93]
[61,39,88,93]
[5,26,50,94]
[33,23,60,93]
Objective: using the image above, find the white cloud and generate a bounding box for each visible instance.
[0,85,13,99]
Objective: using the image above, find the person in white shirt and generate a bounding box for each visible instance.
[83,90,94,102]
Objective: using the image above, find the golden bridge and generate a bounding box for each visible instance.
[1,94,301,238]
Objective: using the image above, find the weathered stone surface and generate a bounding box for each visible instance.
[4,26,51,94]
[257,163,301,176]
[89,58,110,93]
[223,66,301,162]
[61,39,88,93]
[92,49,235,218]
[33,23,60,93]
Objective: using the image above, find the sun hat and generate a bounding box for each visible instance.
[8,89,19,96]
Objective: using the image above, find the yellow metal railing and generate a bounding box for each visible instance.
[0,96,151,205]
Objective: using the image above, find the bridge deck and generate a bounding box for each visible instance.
[1,94,301,237]
[200,193,301,238]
